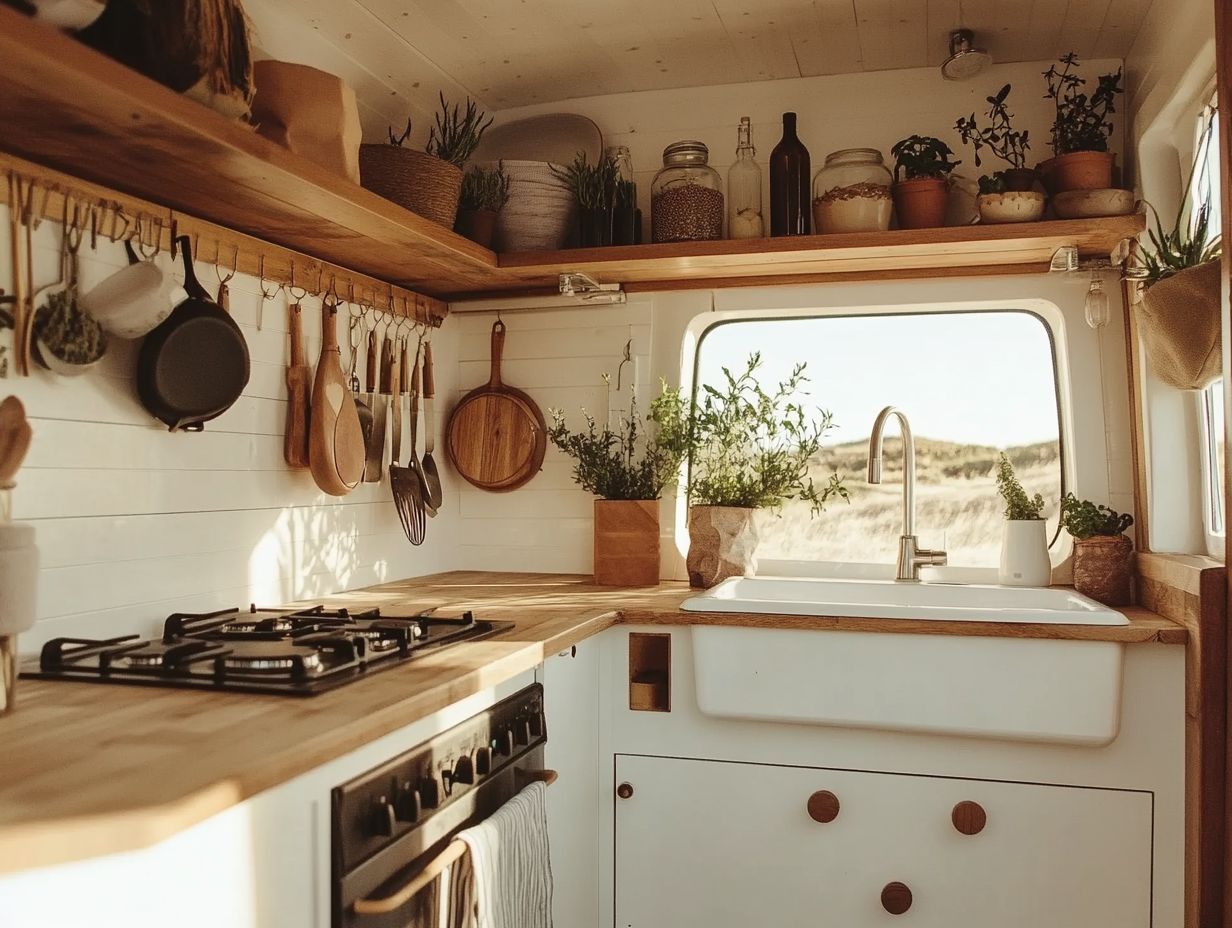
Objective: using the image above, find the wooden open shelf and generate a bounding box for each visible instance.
[0,8,1144,303]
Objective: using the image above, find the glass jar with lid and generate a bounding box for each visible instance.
[812,148,893,234]
[651,140,724,243]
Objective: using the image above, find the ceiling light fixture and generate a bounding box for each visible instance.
[941,28,992,81]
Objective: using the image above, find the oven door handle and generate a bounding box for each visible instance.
[351,769,558,917]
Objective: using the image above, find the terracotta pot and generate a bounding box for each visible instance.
[1039,151,1115,194]
[1001,168,1038,193]
[593,499,660,587]
[455,208,498,248]
[1136,260,1223,390]
[686,505,759,589]
[977,191,1046,224]
[1073,535,1134,606]
[892,177,949,229]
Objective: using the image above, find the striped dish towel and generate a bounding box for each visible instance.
[450,781,553,928]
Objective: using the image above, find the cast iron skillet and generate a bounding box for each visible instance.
[137,236,250,432]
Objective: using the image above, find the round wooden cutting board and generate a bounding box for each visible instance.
[446,321,545,492]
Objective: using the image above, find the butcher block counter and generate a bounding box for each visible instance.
[0,570,1184,874]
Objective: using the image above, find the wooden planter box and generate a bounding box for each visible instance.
[593,499,660,587]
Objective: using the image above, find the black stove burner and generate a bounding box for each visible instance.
[23,604,511,696]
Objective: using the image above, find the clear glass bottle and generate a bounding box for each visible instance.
[651,140,724,243]
[608,145,639,246]
[812,148,893,234]
[727,117,764,239]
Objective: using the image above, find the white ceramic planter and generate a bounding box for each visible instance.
[999,519,1052,586]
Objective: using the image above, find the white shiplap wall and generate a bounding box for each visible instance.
[1,205,462,652]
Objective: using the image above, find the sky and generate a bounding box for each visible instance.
[695,310,1060,449]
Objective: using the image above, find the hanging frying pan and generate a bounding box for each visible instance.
[137,236,249,432]
[446,320,545,492]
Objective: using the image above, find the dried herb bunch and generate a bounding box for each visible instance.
[995,453,1045,520]
[460,164,511,212]
[955,84,1031,171]
[890,135,961,181]
[552,151,621,210]
[1129,112,1223,286]
[1043,53,1124,156]
[34,290,107,365]
[548,381,690,500]
[687,354,847,514]
[1059,493,1133,539]
[427,93,493,167]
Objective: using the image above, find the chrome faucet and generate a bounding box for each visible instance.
[867,406,948,582]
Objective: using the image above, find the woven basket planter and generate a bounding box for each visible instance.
[1073,535,1134,606]
[478,160,575,251]
[1136,260,1222,390]
[359,145,463,227]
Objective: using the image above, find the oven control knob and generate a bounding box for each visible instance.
[454,754,476,785]
[495,728,515,757]
[515,720,532,746]
[475,746,493,776]
[394,782,421,824]
[371,796,397,837]
[419,775,443,809]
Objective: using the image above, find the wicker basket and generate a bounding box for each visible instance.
[359,145,463,227]
[478,160,575,251]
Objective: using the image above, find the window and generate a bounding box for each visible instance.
[1193,98,1225,548]
[693,310,1062,567]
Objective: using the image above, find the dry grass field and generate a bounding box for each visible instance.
[757,437,1061,566]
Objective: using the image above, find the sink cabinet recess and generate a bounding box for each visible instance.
[628,632,672,712]
[614,754,1152,927]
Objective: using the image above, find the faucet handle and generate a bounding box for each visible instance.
[915,548,948,569]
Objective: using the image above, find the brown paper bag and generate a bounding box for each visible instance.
[252,60,362,183]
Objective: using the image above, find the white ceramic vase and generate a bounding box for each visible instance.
[999,519,1051,587]
[0,521,38,715]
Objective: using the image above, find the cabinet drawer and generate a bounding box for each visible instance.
[614,755,1151,927]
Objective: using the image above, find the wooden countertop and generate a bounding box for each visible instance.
[0,571,1185,874]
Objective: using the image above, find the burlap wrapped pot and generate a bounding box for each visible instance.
[1073,534,1134,607]
[1136,260,1222,390]
[687,505,759,589]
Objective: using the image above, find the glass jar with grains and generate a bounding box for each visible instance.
[812,148,893,234]
[651,140,724,243]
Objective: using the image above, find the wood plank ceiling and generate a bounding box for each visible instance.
[265,0,1155,110]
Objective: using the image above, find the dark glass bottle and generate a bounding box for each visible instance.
[770,112,811,236]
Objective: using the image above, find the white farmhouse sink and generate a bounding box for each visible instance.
[682,575,1129,626]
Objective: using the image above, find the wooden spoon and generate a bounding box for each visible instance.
[308,299,365,496]
[0,396,32,489]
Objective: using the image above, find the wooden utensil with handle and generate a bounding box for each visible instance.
[308,299,365,496]
[446,320,545,492]
[390,340,426,545]
[283,302,310,468]
[362,327,383,482]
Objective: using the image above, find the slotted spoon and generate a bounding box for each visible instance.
[389,336,426,545]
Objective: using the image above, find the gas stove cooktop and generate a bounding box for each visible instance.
[21,605,512,696]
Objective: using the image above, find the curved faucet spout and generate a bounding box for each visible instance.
[867,406,915,537]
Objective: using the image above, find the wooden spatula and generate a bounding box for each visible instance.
[283,302,310,468]
[0,396,32,489]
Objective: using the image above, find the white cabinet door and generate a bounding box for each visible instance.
[614,755,1152,928]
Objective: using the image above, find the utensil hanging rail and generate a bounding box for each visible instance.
[351,768,559,917]
[0,152,447,326]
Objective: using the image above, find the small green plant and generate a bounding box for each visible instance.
[552,150,621,211]
[890,135,961,181]
[687,354,847,514]
[426,93,492,167]
[1043,53,1124,156]
[1058,493,1133,539]
[977,172,1007,195]
[34,290,106,365]
[548,380,690,500]
[995,453,1045,520]
[955,84,1031,170]
[1130,114,1223,287]
[460,163,510,212]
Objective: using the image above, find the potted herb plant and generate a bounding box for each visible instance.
[549,381,689,586]
[995,453,1051,586]
[1040,54,1123,194]
[359,94,492,227]
[1059,493,1134,606]
[34,289,107,377]
[956,84,1045,224]
[685,354,846,588]
[889,135,961,229]
[1129,117,1223,390]
[553,151,620,247]
[455,163,510,248]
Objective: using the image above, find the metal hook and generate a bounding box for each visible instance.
[614,338,633,392]
[215,243,238,286]
[288,260,309,303]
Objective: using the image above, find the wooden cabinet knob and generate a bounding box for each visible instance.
[806,789,840,823]
[881,882,913,915]
[952,800,987,836]
[616,782,634,800]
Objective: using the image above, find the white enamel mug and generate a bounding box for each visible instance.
[81,241,178,338]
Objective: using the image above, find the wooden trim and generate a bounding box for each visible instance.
[0,152,446,325]
[1123,278,1151,552]
[1219,0,1232,924]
